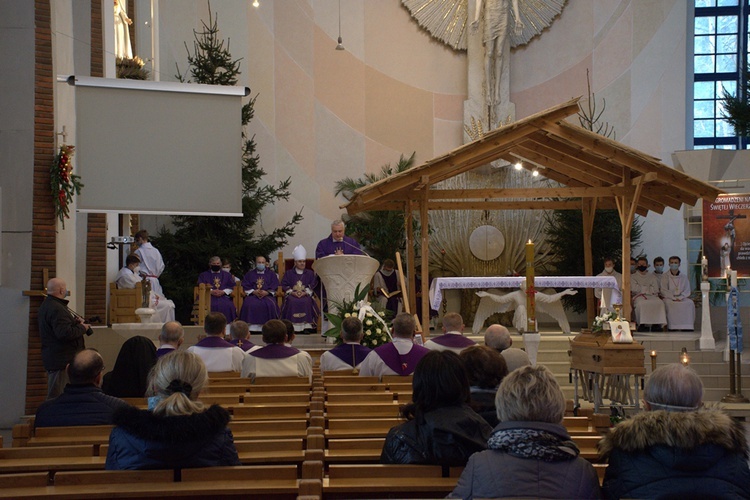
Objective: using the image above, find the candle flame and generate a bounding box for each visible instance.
[527,239,532,244]
[650,350,656,357]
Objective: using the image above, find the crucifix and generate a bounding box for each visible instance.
[716,209,747,250]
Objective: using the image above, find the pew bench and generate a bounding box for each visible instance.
[0,445,105,474]
[228,420,309,441]
[323,464,459,499]
[325,418,403,439]
[324,438,385,464]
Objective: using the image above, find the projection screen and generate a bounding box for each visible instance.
[68,76,248,216]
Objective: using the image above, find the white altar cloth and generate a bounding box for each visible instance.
[429,276,620,310]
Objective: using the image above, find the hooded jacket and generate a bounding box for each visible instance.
[598,408,750,500]
[105,404,240,470]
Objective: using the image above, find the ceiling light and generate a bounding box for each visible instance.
[335,0,345,50]
[532,169,539,177]
[252,0,259,7]
[514,161,523,170]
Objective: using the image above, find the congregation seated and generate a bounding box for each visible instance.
[106,350,240,470]
[484,324,530,372]
[280,245,319,333]
[424,312,476,353]
[659,256,695,331]
[186,313,245,372]
[358,312,430,379]
[380,350,492,466]
[102,335,157,398]
[599,364,750,500]
[241,319,312,382]
[319,317,372,373]
[115,253,175,323]
[156,321,184,358]
[240,255,280,332]
[197,256,238,322]
[449,365,601,499]
[594,256,623,313]
[460,345,508,428]
[35,349,130,428]
[631,256,666,331]
[228,320,258,352]
[282,319,314,367]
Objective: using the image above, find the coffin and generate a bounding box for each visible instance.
[570,330,645,375]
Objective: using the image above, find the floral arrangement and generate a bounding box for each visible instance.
[324,283,392,349]
[592,311,618,333]
[50,145,84,229]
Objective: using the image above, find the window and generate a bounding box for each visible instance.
[693,0,747,148]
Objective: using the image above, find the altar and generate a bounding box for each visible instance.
[429,275,620,310]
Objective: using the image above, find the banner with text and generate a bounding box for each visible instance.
[703,194,750,277]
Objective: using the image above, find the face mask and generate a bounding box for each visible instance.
[211,265,221,272]
[222,267,231,273]
[669,263,679,271]
[654,265,663,272]
[381,268,394,276]
[637,265,648,272]
[604,266,614,273]
[630,265,636,272]
[256,263,266,271]
[133,266,141,274]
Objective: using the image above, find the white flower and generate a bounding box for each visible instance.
[378,311,385,317]
[344,313,351,318]
[366,320,373,326]
[366,312,373,318]
[376,328,382,334]
[372,340,378,345]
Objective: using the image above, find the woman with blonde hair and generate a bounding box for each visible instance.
[105,350,239,470]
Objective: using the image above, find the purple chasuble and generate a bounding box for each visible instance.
[155,347,176,359]
[329,343,372,367]
[250,343,300,359]
[280,268,320,324]
[229,338,255,352]
[375,342,429,376]
[194,336,236,349]
[315,235,363,258]
[240,269,280,324]
[197,270,237,322]
[429,334,476,348]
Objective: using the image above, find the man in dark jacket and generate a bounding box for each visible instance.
[38,278,92,399]
[35,349,129,427]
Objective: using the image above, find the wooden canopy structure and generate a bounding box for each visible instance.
[343,97,724,331]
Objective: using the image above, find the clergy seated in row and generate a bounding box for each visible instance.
[484,324,531,373]
[240,255,280,332]
[373,259,401,316]
[424,312,476,354]
[359,312,430,380]
[156,321,184,359]
[631,256,667,332]
[594,256,623,313]
[315,219,363,258]
[115,254,176,323]
[35,349,129,428]
[187,313,245,372]
[319,317,372,373]
[228,320,259,353]
[241,319,312,383]
[197,256,237,322]
[221,258,241,283]
[660,256,695,331]
[280,245,319,333]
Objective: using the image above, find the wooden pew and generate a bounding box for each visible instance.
[0,445,104,473]
[243,393,311,405]
[180,465,299,497]
[27,425,113,447]
[323,464,458,498]
[571,435,604,461]
[207,371,243,381]
[593,463,608,485]
[234,439,305,465]
[254,376,312,386]
[199,394,243,406]
[229,420,308,441]
[246,384,312,394]
[120,397,147,408]
[381,375,413,385]
[231,404,309,421]
[324,384,386,394]
[203,383,251,394]
[326,418,403,439]
[325,403,402,419]
[323,376,380,386]
[325,392,395,404]
[325,438,385,464]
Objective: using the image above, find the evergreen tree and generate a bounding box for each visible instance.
[721,69,750,138]
[154,5,302,323]
[334,153,418,263]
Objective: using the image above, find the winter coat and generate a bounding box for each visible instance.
[34,384,130,428]
[380,404,492,467]
[38,295,87,371]
[598,408,750,500]
[448,421,601,499]
[105,404,240,470]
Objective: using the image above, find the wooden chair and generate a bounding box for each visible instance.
[108,281,144,324]
[278,252,322,333]
[191,283,212,326]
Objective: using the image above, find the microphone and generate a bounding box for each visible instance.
[337,238,373,258]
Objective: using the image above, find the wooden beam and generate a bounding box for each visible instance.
[427,200,584,210]
[427,186,632,199]
[582,198,598,327]
[406,201,416,315]
[419,187,430,342]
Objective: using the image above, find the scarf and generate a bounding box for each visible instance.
[487,427,579,462]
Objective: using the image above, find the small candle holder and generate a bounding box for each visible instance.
[650,350,657,372]
[680,347,690,366]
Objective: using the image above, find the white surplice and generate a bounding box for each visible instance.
[631,271,666,326]
[114,266,175,323]
[134,242,165,295]
[660,271,695,330]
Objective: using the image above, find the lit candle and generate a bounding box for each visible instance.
[701,255,708,282]
[680,347,689,366]
[526,239,536,332]
[650,350,657,372]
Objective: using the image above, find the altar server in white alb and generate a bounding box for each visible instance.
[594,256,622,313]
[241,319,312,383]
[115,254,175,323]
[631,256,666,332]
[133,230,165,296]
[660,256,694,331]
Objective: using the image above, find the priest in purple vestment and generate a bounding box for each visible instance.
[281,245,320,333]
[315,219,363,258]
[228,320,258,353]
[359,313,429,379]
[197,256,237,322]
[373,259,401,316]
[424,312,476,354]
[240,256,281,331]
[320,317,372,373]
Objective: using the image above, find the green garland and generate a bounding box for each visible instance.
[50,144,84,229]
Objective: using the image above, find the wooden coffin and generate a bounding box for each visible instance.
[570,330,645,375]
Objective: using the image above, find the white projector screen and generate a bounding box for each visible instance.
[70,76,247,216]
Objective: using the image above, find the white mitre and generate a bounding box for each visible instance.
[292,245,307,260]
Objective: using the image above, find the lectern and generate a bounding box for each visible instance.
[312,254,380,313]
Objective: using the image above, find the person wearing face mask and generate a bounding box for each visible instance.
[373,258,401,316]
[197,256,237,322]
[280,245,320,333]
[594,257,623,313]
[629,257,636,274]
[115,254,175,323]
[240,255,281,332]
[652,256,665,277]
[631,257,666,332]
[221,258,241,283]
[659,256,695,331]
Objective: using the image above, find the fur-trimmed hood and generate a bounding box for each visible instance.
[598,408,749,458]
[112,404,231,445]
